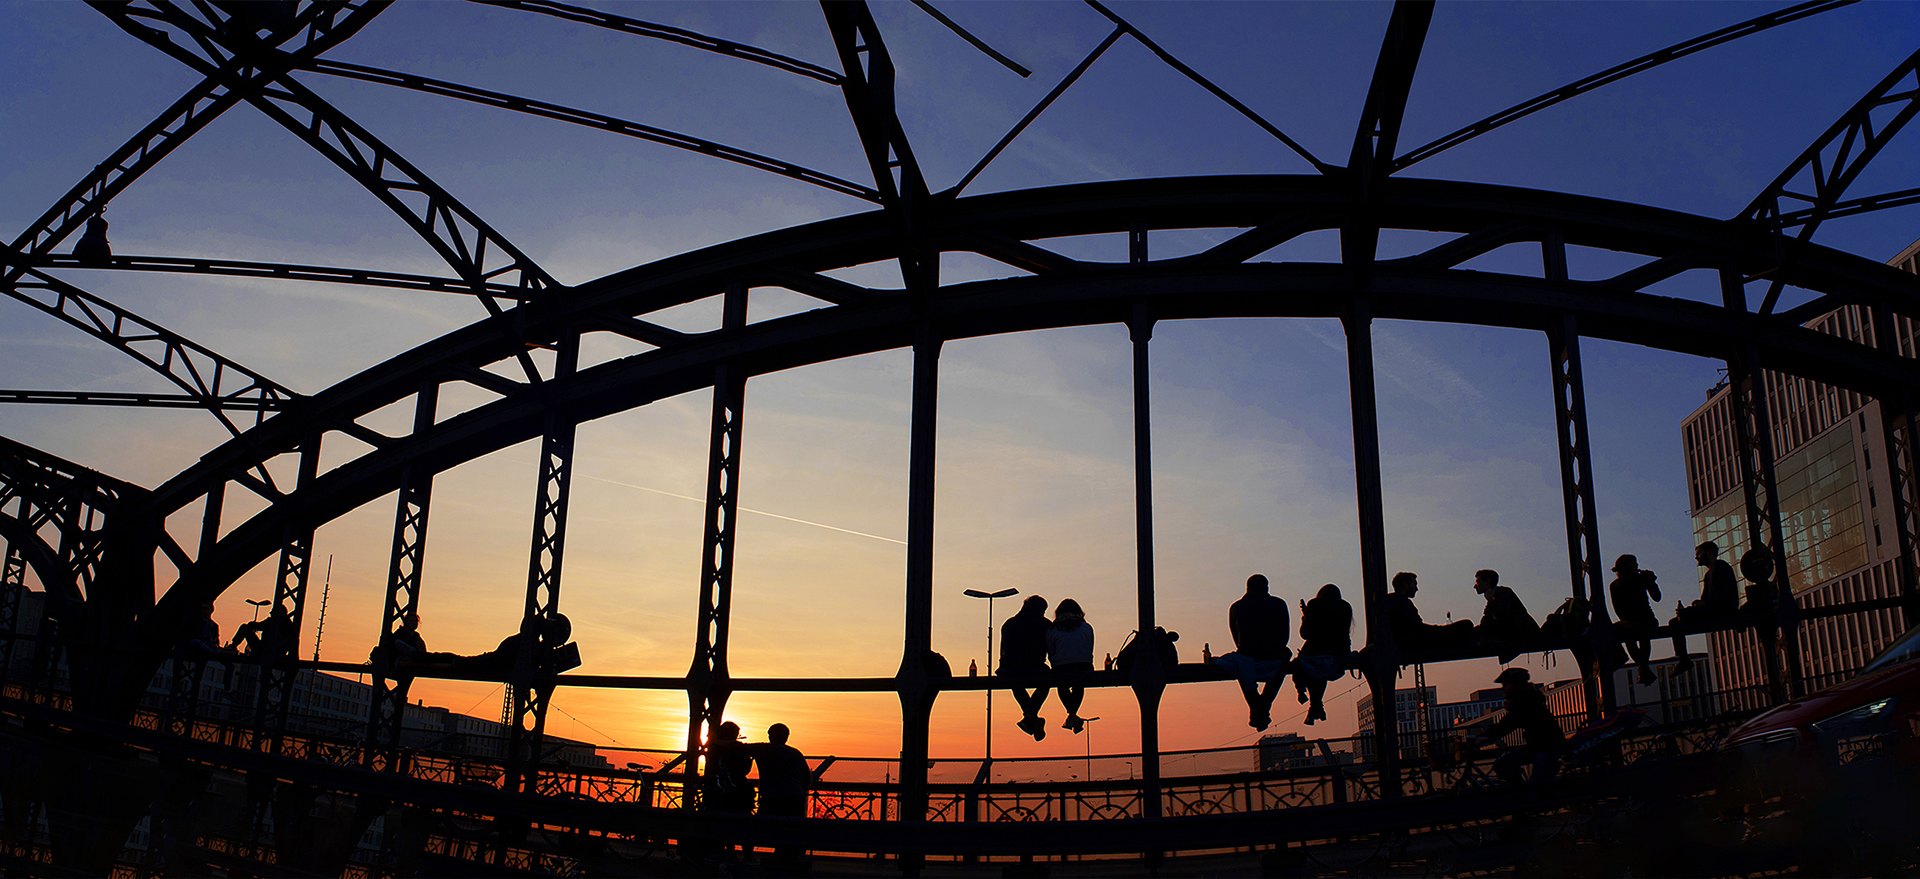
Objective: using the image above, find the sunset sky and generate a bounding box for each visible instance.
[5,1,1920,776]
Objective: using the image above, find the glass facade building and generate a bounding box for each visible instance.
[1678,237,1920,707]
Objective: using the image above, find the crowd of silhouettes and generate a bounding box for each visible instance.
[166,535,1783,809]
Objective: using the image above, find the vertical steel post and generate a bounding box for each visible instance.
[1720,269,1796,703]
[367,382,439,767]
[1546,308,1613,718]
[0,541,23,685]
[1870,305,1920,630]
[506,331,581,796]
[256,437,321,752]
[1127,303,1165,824]
[686,282,750,798]
[897,322,941,827]
[1344,294,1400,798]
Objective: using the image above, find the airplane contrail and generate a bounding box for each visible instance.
[582,475,908,545]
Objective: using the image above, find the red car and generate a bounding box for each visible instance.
[1722,623,1920,770]
[1718,624,1920,871]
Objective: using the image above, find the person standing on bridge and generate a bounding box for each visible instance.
[1047,599,1095,734]
[999,595,1053,741]
[1213,574,1292,731]
[748,723,812,865]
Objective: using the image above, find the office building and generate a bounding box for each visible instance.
[1679,237,1920,708]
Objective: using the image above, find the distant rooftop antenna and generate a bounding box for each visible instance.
[311,555,332,662]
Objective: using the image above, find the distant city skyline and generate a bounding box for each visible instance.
[4,1,1919,764]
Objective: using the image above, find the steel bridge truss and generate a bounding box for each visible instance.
[6,0,1920,871]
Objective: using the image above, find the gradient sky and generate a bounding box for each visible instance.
[5,1,1920,776]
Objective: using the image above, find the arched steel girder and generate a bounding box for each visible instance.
[0,435,169,604]
[470,0,843,85]
[298,57,880,203]
[1392,0,1856,173]
[7,1,385,269]
[120,176,1920,651]
[96,2,559,312]
[0,514,71,611]
[0,3,373,431]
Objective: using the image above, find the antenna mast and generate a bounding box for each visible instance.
[312,555,332,662]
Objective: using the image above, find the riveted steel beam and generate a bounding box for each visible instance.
[96,2,558,313]
[504,331,582,796]
[0,541,25,684]
[303,57,878,202]
[366,382,439,768]
[472,0,843,84]
[1343,0,1433,275]
[252,438,321,752]
[1345,294,1399,797]
[14,1,384,271]
[93,179,1920,697]
[0,258,296,434]
[1744,49,1920,314]
[1870,304,1920,630]
[1547,307,1613,717]
[32,253,523,298]
[823,0,936,295]
[1395,1,1853,172]
[685,283,748,799]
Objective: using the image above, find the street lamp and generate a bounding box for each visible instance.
[963,587,1018,775]
[1080,715,1101,779]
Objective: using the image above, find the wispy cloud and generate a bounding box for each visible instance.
[582,474,906,545]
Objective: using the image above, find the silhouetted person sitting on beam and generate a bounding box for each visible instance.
[1294,584,1352,726]
[1047,599,1095,734]
[451,613,574,680]
[999,595,1053,741]
[1214,574,1292,731]
[1609,554,1661,685]
[384,613,459,666]
[1386,572,1473,654]
[1671,541,1739,675]
[1473,569,1542,664]
[181,601,237,686]
[228,605,295,661]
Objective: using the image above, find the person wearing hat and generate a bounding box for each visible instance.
[1608,554,1661,685]
[1471,667,1567,785]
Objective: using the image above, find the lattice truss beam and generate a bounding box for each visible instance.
[72,175,1911,667]
[7,0,1920,739]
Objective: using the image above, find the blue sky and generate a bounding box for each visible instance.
[4,1,1919,762]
